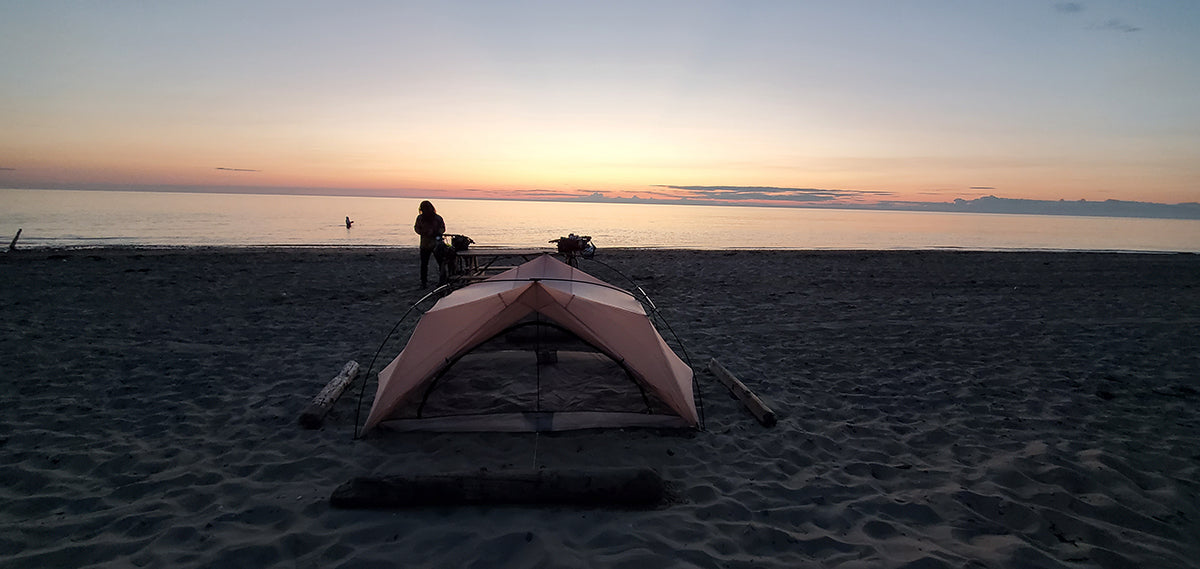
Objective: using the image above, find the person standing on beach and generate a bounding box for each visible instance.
[414,200,445,287]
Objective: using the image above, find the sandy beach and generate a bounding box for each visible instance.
[1,247,1198,568]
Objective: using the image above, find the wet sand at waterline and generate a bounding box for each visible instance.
[2,248,1198,568]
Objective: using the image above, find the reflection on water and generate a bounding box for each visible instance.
[2,189,1197,252]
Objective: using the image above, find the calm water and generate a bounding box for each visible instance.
[2,189,1198,252]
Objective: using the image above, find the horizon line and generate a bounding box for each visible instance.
[3,184,1198,220]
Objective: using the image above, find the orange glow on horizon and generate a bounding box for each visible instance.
[3,121,1197,205]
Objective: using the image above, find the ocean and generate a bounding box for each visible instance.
[2,188,1198,252]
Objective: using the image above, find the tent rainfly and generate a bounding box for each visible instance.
[363,254,699,433]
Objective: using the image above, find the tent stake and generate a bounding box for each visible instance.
[707,358,777,427]
[300,360,360,429]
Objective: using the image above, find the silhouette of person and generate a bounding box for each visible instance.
[413,200,446,287]
[345,216,353,229]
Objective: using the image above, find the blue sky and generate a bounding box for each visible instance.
[1,1,1198,206]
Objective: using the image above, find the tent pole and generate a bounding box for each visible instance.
[535,312,542,413]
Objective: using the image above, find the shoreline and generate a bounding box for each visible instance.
[7,244,1198,255]
[2,248,1198,568]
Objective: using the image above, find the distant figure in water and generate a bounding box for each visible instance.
[345,216,353,229]
[414,200,446,287]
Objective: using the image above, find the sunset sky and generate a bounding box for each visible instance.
[2,1,1198,206]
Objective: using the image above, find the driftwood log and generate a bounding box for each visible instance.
[330,468,666,509]
[299,360,360,429]
[708,358,777,427]
[8,228,20,252]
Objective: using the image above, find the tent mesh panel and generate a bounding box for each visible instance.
[389,319,676,421]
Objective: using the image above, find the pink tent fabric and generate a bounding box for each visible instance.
[363,254,698,432]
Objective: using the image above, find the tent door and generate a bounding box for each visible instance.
[413,318,652,420]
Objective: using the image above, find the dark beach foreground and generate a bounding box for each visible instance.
[1,248,1198,568]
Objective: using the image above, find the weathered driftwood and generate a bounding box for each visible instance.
[299,360,359,429]
[708,358,777,427]
[8,228,21,252]
[330,468,666,509]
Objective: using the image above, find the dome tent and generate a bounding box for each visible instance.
[362,254,699,433]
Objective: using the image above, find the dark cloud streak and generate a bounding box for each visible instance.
[657,185,894,204]
[1094,19,1141,33]
[561,186,1199,219]
[1055,2,1141,33]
